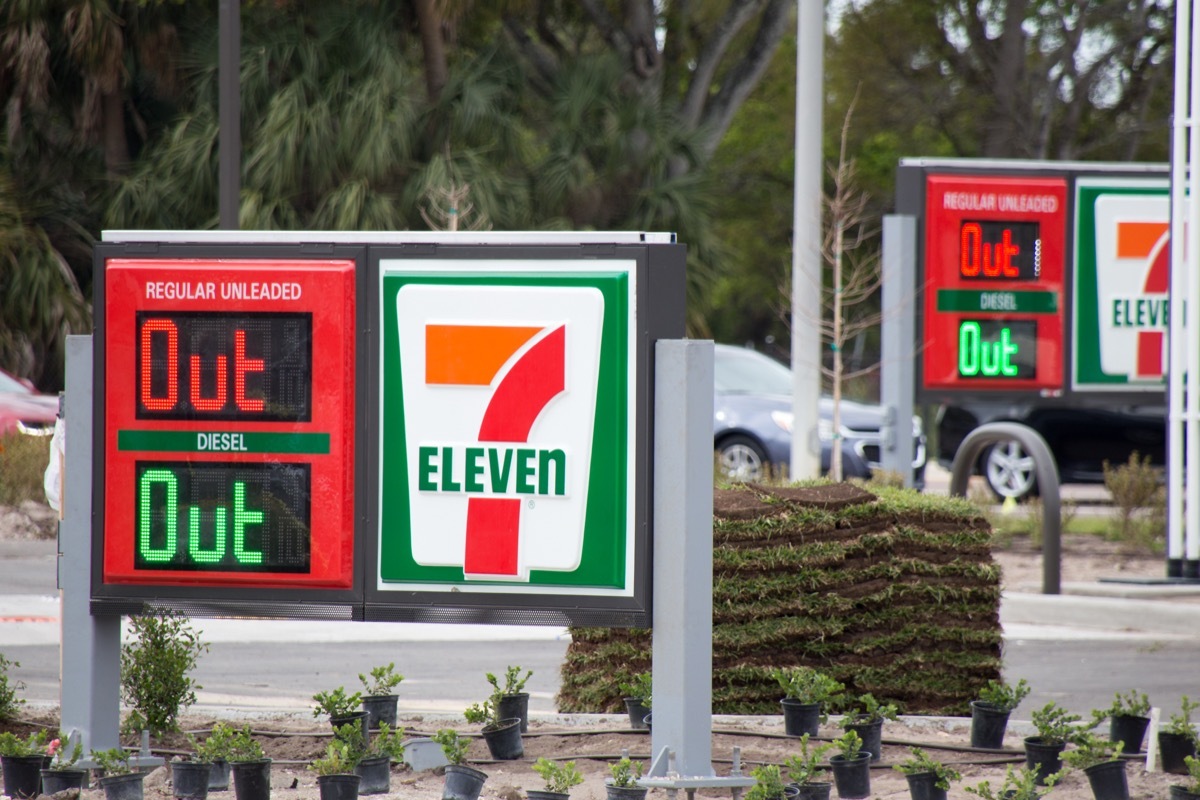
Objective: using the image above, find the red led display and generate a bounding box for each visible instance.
[103,259,355,589]
[923,175,1067,394]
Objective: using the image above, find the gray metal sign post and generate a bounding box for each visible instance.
[880,215,917,486]
[643,340,754,797]
[60,335,122,755]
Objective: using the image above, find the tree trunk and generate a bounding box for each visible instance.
[414,0,448,104]
[102,90,129,175]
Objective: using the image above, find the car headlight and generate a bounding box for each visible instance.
[770,410,794,433]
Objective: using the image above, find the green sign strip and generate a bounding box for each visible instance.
[936,289,1058,314]
[118,430,330,454]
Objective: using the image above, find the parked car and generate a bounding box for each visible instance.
[936,401,1167,500]
[713,344,926,486]
[0,368,58,436]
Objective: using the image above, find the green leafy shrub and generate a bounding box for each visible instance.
[359,663,404,696]
[745,764,787,800]
[1061,733,1123,769]
[120,610,208,733]
[0,653,25,721]
[432,729,469,765]
[226,726,265,762]
[1103,452,1165,551]
[1091,689,1151,726]
[783,734,832,785]
[1029,702,1084,746]
[771,667,844,704]
[191,722,239,762]
[91,747,134,776]
[618,672,652,707]
[965,765,1053,800]
[47,735,83,769]
[312,686,363,719]
[893,746,961,790]
[977,678,1030,712]
[0,730,48,757]
[1166,696,1200,742]
[309,740,357,776]
[609,756,643,788]
[842,693,898,724]
[835,729,863,759]
[532,758,583,794]
[488,665,532,695]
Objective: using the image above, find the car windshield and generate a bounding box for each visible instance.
[714,347,793,396]
[0,371,30,394]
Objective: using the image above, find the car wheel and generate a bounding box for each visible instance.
[983,439,1038,501]
[717,435,768,482]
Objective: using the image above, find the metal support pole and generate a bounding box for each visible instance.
[880,215,917,487]
[60,335,122,754]
[650,340,715,778]
[789,0,824,480]
[218,0,241,229]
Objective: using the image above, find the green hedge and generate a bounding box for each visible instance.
[557,482,1002,716]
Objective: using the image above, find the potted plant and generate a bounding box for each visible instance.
[970,678,1030,749]
[465,690,523,760]
[893,746,960,800]
[1162,697,1200,775]
[840,692,898,762]
[529,757,584,800]
[1024,701,1083,786]
[618,672,652,730]
[1172,755,1200,800]
[308,737,361,800]
[783,734,833,800]
[607,756,647,800]
[330,719,404,795]
[359,662,404,730]
[91,747,144,800]
[488,665,534,732]
[965,765,1053,800]
[226,725,271,800]
[771,667,844,737]
[313,686,368,740]
[0,729,49,799]
[1090,690,1151,755]
[745,764,793,800]
[192,722,238,791]
[828,729,870,799]
[42,734,88,794]
[1061,733,1128,800]
[434,729,488,800]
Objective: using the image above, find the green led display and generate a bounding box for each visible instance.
[957,319,1037,380]
[134,461,310,572]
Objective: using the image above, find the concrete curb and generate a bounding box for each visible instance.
[1001,590,1200,636]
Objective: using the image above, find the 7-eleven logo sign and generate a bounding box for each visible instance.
[389,281,605,583]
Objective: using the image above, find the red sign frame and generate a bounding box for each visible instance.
[102,258,356,589]
[922,175,1068,394]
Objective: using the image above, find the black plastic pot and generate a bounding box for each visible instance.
[527,790,570,800]
[1109,713,1150,754]
[843,717,883,762]
[361,695,399,730]
[624,698,651,730]
[230,758,272,800]
[1022,736,1065,786]
[99,772,146,800]
[1082,759,1129,800]
[316,774,360,800]
[481,718,524,760]
[780,699,820,738]
[442,765,489,800]
[605,784,649,800]
[355,755,390,795]
[643,713,652,732]
[793,781,831,800]
[2,754,46,799]
[496,693,530,733]
[1169,786,1200,800]
[171,760,212,800]
[330,711,371,744]
[41,767,89,793]
[829,753,871,800]
[904,771,947,800]
[969,701,1011,749]
[1160,732,1199,775]
[207,760,231,791]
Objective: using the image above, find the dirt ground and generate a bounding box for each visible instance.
[1,499,1192,799]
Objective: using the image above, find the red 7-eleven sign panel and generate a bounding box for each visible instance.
[376,262,637,601]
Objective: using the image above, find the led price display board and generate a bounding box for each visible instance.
[99,256,357,592]
[923,174,1067,394]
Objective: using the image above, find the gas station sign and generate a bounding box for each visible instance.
[94,251,363,611]
[921,174,1068,394]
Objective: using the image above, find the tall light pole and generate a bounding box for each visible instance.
[790,0,823,480]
